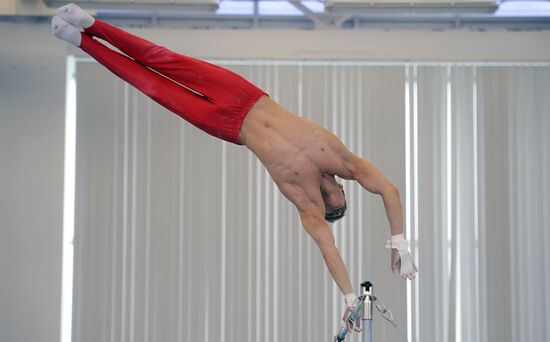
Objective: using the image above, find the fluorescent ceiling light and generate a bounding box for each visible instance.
[259,1,303,16]
[217,0,323,16]
[496,1,550,16]
[217,0,254,15]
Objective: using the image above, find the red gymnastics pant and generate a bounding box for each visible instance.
[79,20,267,144]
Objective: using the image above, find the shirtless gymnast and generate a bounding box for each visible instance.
[52,4,418,333]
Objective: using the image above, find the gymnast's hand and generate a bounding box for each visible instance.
[387,233,418,280]
[342,307,361,333]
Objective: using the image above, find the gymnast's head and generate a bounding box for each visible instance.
[321,176,347,223]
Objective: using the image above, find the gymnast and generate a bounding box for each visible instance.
[52,4,418,333]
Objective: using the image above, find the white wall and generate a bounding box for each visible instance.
[0,22,66,342]
[68,27,550,61]
[1,20,550,342]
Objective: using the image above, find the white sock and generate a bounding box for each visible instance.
[51,16,82,46]
[56,3,95,29]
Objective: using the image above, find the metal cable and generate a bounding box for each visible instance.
[371,296,409,342]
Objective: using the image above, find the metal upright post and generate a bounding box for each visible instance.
[361,281,373,342]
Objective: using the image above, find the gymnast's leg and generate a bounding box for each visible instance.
[52,9,267,143]
[55,4,252,102]
[52,17,220,134]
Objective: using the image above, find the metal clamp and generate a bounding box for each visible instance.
[332,281,408,342]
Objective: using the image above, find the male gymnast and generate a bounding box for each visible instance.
[52,4,418,333]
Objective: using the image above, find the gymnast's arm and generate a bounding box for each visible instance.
[344,154,404,236]
[298,209,354,296]
[277,182,354,295]
[341,152,417,279]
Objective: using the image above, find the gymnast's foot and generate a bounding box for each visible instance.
[56,3,95,29]
[51,15,82,46]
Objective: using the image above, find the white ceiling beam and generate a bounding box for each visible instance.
[287,0,329,28]
[326,0,498,14]
[44,0,217,11]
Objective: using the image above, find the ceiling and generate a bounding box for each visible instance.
[1,0,549,30]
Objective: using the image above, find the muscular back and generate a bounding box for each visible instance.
[238,96,413,288]
[239,95,354,211]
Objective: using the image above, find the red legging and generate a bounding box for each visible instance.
[79,20,267,144]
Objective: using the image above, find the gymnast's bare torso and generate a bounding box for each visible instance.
[239,95,352,214]
[238,95,417,311]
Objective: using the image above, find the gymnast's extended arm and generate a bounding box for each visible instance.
[298,204,360,332]
[343,153,418,280]
[299,209,354,296]
[277,182,354,296]
[344,154,404,236]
